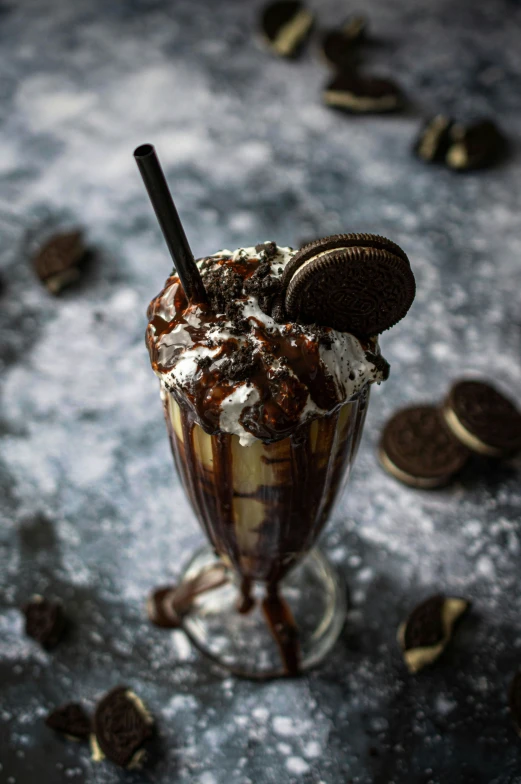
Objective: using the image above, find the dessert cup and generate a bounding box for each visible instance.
[162,384,370,678]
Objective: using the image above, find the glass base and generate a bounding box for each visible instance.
[179,546,347,679]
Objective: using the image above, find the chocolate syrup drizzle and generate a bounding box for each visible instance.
[148,249,376,675]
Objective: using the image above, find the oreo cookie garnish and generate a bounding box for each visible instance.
[244,259,282,317]
[323,73,403,113]
[365,351,390,381]
[32,230,87,294]
[45,703,91,741]
[398,595,470,673]
[204,264,249,330]
[260,1,314,58]
[255,241,278,260]
[414,115,454,163]
[379,405,469,488]
[446,119,507,170]
[220,343,260,382]
[443,379,521,457]
[509,671,521,737]
[282,233,415,337]
[23,596,67,649]
[92,687,154,769]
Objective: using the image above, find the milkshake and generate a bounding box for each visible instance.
[145,238,413,675]
[147,242,385,580]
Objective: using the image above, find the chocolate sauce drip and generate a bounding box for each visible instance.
[211,433,241,573]
[237,577,255,614]
[262,585,301,677]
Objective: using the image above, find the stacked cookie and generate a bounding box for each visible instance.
[379,379,521,488]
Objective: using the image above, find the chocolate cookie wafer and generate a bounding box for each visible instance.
[32,229,87,294]
[46,703,91,741]
[282,233,415,337]
[379,405,470,488]
[446,119,506,171]
[91,687,154,769]
[260,1,314,58]
[414,115,454,163]
[443,379,521,457]
[398,594,470,673]
[23,596,67,649]
[323,73,403,113]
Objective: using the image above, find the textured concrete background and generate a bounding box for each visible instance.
[1,0,521,782]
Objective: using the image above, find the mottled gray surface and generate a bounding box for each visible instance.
[1,0,521,782]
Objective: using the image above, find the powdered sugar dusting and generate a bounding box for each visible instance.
[1,0,521,782]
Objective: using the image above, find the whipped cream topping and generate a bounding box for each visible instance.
[147,244,388,445]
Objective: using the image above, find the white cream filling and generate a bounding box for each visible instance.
[324,90,399,112]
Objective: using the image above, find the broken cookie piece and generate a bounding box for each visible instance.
[323,73,403,114]
[91,687,154,769]
[398,594,470,673]
[32,229,87,294]
[260,1,314,58]
[45,703,91,741]
[23,596,67,649]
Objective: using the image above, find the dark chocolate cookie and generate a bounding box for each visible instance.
[93,687,154,768]
[414,115,454,163]
[32,230,86,294]
[398,595,470,673]
[323,73,403,113]
[45,703,91,741]
[446,119,507,170]
[379,405,470,488]
[443,379,521,457]
[23,596,67,649]
[260,1,314,58]
[403,595,445,650]
[283,233,415,337]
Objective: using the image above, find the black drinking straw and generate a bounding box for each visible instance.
[133,143,208,305]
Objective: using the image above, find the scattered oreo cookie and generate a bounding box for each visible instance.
[398,594,470,673]
[283,233,415,337]
[45,703,91,741]
[32,229,87,294]
[446,119,506,170]
[92,687,154,769]
[414,115,454,163]
[443,379,521,457]
[379,405,470,488]
[509,671,521,737]
[23,596,67,649]
[323,73,403,113]
[260,1,314,58]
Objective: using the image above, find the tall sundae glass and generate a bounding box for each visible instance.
[136,145,415,677]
